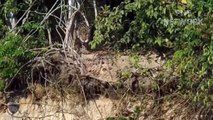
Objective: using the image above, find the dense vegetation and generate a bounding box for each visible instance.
[0,0,53,90]
[93,0,213,107]
[0,0,213,109]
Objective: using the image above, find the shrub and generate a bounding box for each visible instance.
[92,0,186,50]
[0,0,49,91]
[92,0,213,106]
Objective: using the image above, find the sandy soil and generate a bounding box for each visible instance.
[0,51,196,120]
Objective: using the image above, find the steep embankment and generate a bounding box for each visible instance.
[0,49,201,120]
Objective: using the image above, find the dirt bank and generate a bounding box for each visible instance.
[0,50,202,120]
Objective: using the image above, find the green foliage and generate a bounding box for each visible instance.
[2,0,18,14]
[120,70,132,79]
[106,117,115,120]
[129,54,140,67]
[91,5,125,49]
[167,1,213,106]
[0,0,51,91]
[92,0,187,50]
[0,33,35,78]
[93,0,213,106]
[0,80,5,91]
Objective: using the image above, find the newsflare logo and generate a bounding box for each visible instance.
[169,18,203,25]
[166,10,203,25]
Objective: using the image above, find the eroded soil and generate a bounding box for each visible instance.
[0,50,200,120]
